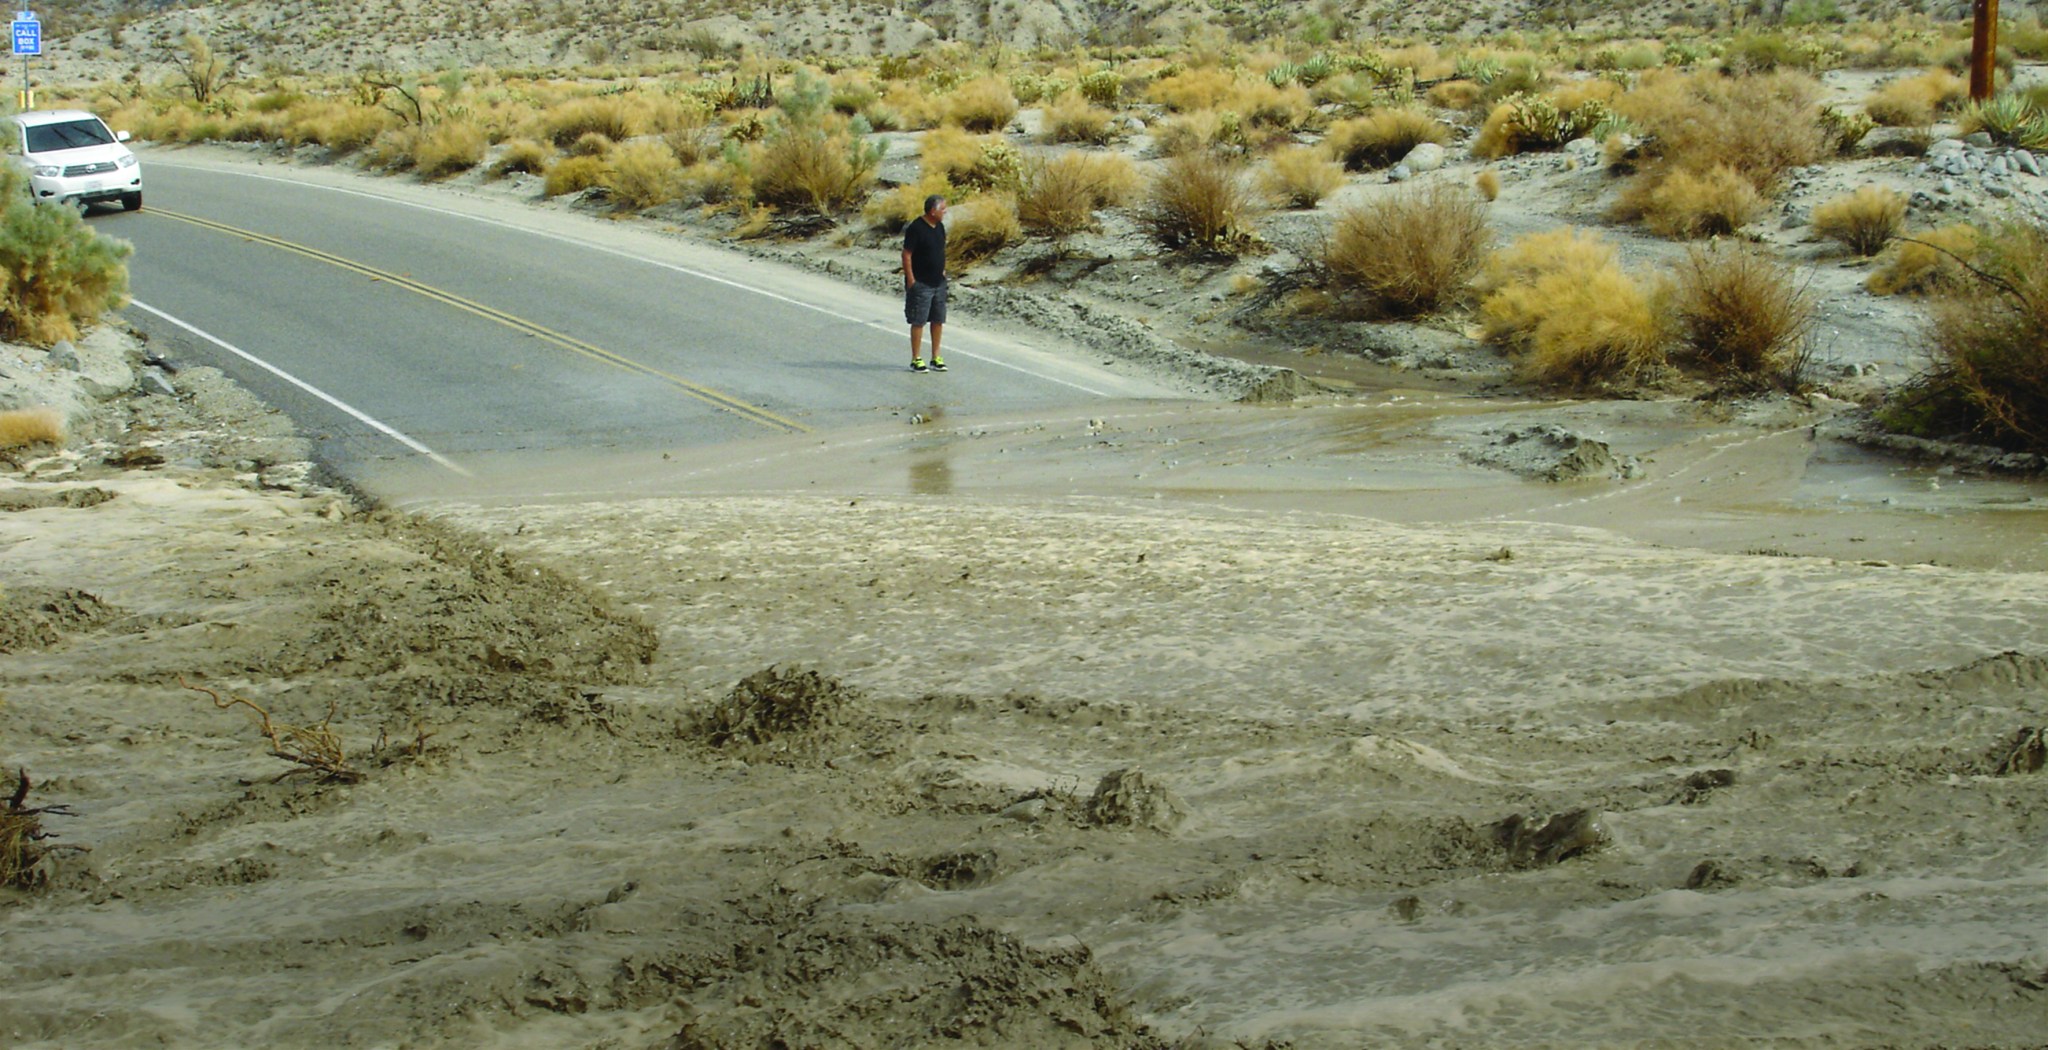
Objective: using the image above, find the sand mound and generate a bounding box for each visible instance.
[667,916,1168,1049]
[0,587,122,653]
[701,665,866,757]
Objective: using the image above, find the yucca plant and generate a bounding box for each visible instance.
[1958,93,2046,147]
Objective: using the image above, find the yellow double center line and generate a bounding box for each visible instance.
[153,207,808,435]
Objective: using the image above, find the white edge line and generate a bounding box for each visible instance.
[150,159,1118,398]
[129,299,473,478]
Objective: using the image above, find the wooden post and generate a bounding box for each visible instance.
[1972,0,2000,102]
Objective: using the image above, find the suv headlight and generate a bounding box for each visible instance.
[30,164,60,177]
[117,154,138,169]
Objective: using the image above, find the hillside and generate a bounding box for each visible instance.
[25,0,1936,82]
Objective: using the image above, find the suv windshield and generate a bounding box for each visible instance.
[25,119,114,152]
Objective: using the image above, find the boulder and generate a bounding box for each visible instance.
[1400,141,1446,172]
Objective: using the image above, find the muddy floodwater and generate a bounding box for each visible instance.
[7,351,2048,1048]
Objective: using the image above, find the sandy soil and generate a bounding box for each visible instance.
[5,130,2048,1046]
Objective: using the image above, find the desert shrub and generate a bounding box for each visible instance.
[1882,223,2048,453]
[1148,66,1239,112]
[749,117,887,214]
[1475,168,1502,201]
[1670,243,1814,378]
[828,81,880,116]
[655,102,717,165]
[1140,151,1257,254]
[0,169,131,346]
[1008,72,1065,105]
[1812,185,1905,255]
[542,95,637,146]
[1864,68,1966,127]
[412,119,488,178]
[1079,69,1123,108]
[290,102,394,153]
[918,127,1019,191]
[946,194,1021,266]
[1041,92,1118,145]
[1259,145,1345,208]
[1867,224,1980,296]
[945,76,1019,132]
[1818,106,1875,154]
[1428,79,1485,110]
[1018,152,1139,236]
[863,175,955,230]
[362,126,417,170]
[0,407,63,449]
[1957,93,2048,147]
[489,138,554,178]
[1472,91,1609,158]
[879,83,944,130]
[1616,71,1827,191]
[1151,110,1246,156]
[568,131,614,158]
[1721,33,1809,74]
[222,110,289,143]
[1237,82,1315,130]
[1620,164,1765,239]
[683,159,742,205]
[1478,228,1667,387]
[1018,160,1094,237]
[1326,108,1449,170]
[1325,182,1490,317]
[542,154,609,197]
[606,140,684,209]
[918,126,981,181]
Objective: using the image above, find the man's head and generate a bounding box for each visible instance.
[923,195,948,220]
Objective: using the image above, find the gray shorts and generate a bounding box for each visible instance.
[905,280,949,326]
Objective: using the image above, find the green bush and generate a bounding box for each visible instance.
[0,168,132,346]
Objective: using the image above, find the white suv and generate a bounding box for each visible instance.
[6,110,142,212]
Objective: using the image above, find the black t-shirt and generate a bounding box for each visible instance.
[903,217,947,286]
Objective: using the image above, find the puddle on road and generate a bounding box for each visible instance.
[360,391,2048,573]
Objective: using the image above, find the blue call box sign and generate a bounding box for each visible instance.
[12,13,38,57]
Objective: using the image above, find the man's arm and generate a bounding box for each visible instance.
[901,246,915,286]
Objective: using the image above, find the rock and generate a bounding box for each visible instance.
[137,371,177,397]
[1386,163,1412,183]
[1926,137,1965,156]
[1495,809,1610,868]
[1987,181,2014,198]
[2017,150,2041,176]
[1401,141,1446,172]
[1964,131,1995,148]
[45,341,80,371]
[1990,726,2044,775]
[1938,178,1957,195]
[1685,859,1741,890]
[1086,768,1189,833]
[1000,797,1049,823]
[1780,206,1809,229]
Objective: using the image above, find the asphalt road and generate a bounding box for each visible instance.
[101,151,1185,494]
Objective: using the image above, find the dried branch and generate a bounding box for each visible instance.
[3,768,87,889]
[183,676,362,784]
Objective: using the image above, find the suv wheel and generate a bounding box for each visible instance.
[121,191,141,211]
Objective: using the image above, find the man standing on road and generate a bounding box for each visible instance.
[902,194,949,373]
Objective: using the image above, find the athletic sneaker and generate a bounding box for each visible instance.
[910,360,928,372]
[930,357,947,371]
